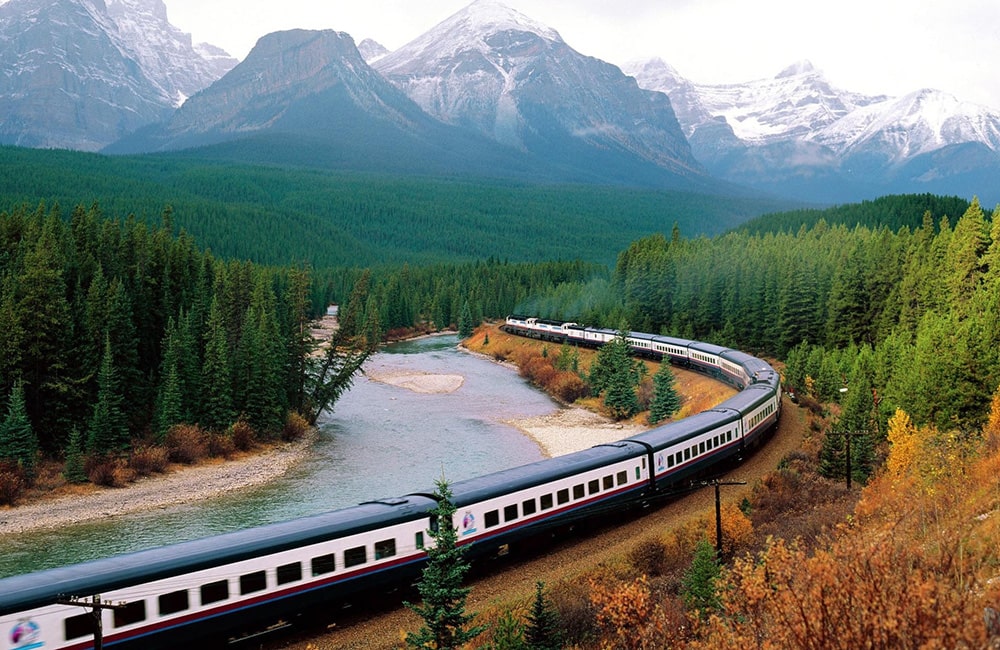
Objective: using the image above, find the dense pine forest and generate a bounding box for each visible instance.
[0,146,796,268]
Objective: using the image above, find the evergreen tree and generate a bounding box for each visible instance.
[524,581,561,650]
[648,362,682,424]
[0,380,39,480]
[589,329,642,420]
[63,427,86,483]
[458,299,474,338]
[486,609,527,650]
[200,297,234,431]
[681,538,721,617]
[406,477,485,649]
[86,336,130,455]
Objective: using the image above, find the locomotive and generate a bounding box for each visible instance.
[0,317,780,649]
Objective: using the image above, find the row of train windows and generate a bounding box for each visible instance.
[657,346,685,357]
[481,470,632,529]
[665,430,735,468]
[691,352,717,365]
[749,403,775,428]
[63,535,418,641]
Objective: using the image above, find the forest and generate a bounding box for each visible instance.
[0,145,794,268]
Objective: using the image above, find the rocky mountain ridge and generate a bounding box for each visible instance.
[624,58,1000,202]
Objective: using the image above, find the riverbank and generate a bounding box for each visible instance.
[0,429,317,536]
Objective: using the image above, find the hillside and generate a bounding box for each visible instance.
[0,146,798,268]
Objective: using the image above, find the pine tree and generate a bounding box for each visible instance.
[86,337,130,455]
[0,380,39,480]
[681,538,721,617]
[487,609,527,650]
[406,477,485,649]
[648,362,682,424]
[590,329,641,420]
[458,299,474,338]
[524,581,561,650]
[63,427,86,483]
[200,297,234,431]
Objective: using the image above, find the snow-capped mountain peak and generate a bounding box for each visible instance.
[776,59,817,78]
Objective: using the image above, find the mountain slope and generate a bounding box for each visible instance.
[374,0,710,189]
[106,29,568,181]
[0,0,234,150]
[625,58,1000,203]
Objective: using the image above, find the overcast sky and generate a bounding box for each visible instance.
[162,0,1000,109]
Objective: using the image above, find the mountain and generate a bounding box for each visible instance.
[106,29,562,181]
[373,0,711,190]
[0,0,235,151]
[357,38,389,63]
[625,58,1000,203]
[106,0,237,105]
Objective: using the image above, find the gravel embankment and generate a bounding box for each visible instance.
[0,430,316,536]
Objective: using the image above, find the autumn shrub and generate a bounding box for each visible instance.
[282,411,310,442]
[165,424,208,464]
[208,432,236,459]
[549,370,590,403]
[0,460,25,505]
[629,536,669,577]
[701,502,755,559]
[128,444,169,477]
[86,456,136,487]
[548,577,598,647]
[231,417,257,450]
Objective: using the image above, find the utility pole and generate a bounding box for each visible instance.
[57,594,127,650]
[703,478,747,561]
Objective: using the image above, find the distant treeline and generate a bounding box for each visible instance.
[0,145,796,268]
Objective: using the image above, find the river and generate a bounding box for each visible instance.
[0,335,556,578]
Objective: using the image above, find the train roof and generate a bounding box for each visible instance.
[625,408,741,450]
[688,341,733,356]
[714,384,778,417]
[650,334,696,348]
[420,442,647,507]
[0,495,437,615]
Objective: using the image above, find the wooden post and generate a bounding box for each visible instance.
[57,594,128,650]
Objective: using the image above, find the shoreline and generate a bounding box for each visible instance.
[0,429,317,537]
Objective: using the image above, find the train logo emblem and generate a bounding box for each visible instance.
[10,619,43,650]
[461,511,476,535]
[657,453,666,471]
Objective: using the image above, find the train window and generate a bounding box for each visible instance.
[375,539,397,560]
[64,613,94,640]
[540,494,554,510]
[603,475,614,490]
[201,580,229,605]
[667,454,675,467]
[311,553,336,576]
[523,498,537,516]
[684,448,691,461]
[573,484,585,500]
[635,466,641,480]
[504,504,519,522]
[485,509,500,528]
[113,601,146,628]
[588,479,600,495]
[159,589,189,616]
[277,562,302,585]
[416,531,425,549]
[344,546,367,568]
[557,488,570,505]
[240,571,267,595]
[617,471,627,485]
[714,435,720,447]
[699,442,706,454]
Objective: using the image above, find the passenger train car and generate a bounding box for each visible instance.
[0,317,780,650]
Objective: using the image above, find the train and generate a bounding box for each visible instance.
[0,316,781,650]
